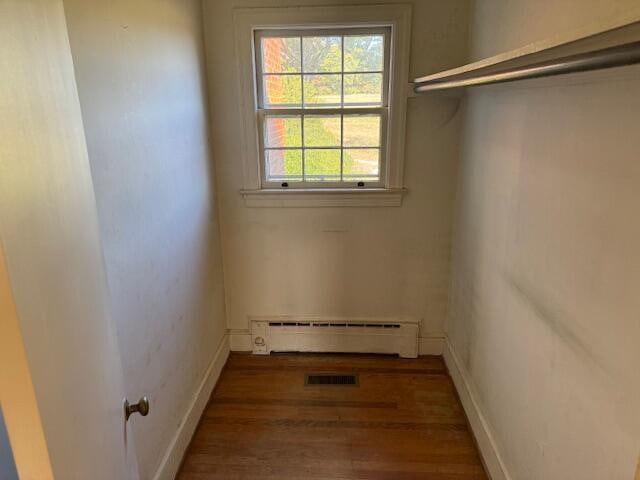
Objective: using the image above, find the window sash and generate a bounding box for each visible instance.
[254,27,391,189]
[255,28,391,110]
[257,108,387,188]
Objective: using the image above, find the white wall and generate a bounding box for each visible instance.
[63,1,227,477]
[204,0,470,346]
[448,1,640,479]
[468,0,640,59]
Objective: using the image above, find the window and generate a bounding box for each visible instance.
[234,5,411,206]
[255,29,389,188]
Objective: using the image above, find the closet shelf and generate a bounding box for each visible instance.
[413,12,640,93]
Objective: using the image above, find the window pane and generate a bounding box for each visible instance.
[261,37,301,73]
[264,116,302,148]
[343,115,381,147]
[302,36,341,73]
[343,149,380,181]
[303,74,341,106]
[264,75,302,107]
[303,115,341,147]
[305,149,341,181]
[266,149,303,181]
[344,35,384,72]
[343,73,382,105]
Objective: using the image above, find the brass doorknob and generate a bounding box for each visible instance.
[124,396,150,421]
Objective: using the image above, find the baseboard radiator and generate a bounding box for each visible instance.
[250,317,419,358]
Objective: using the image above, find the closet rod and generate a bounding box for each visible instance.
[414,40,640,93]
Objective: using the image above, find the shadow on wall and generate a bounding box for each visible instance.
[503,269,603,371]
[0,408,18,480]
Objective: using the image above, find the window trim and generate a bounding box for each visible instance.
[233,4,412,207]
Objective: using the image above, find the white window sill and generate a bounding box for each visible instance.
[240,188,406,207]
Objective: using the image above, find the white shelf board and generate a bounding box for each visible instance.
[414,9,640,84]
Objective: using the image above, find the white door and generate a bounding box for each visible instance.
[0,1,139,478]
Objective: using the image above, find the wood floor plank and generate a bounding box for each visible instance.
[205,403,464,424]
[210,396,399,409]
[177,353,487,480]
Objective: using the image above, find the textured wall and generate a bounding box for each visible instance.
[204,0,471,343]
[448,1,640,478]
[63,1,227,477]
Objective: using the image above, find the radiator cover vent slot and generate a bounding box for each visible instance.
[268,321,401,329]
[305,374,358,386]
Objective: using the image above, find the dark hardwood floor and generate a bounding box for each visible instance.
[177,353,488,480]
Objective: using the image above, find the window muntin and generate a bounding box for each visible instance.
[255,28,390,188]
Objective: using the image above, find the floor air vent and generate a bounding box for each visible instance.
[251,317,419,358]
[305,374,358,386]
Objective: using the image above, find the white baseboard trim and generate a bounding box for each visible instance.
[152,333,230,480]
[443,338,511,480]
[229,329,251,351]
[418,335,444,355]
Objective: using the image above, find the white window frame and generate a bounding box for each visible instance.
[233,5,411,207]
[255,27,390,189]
